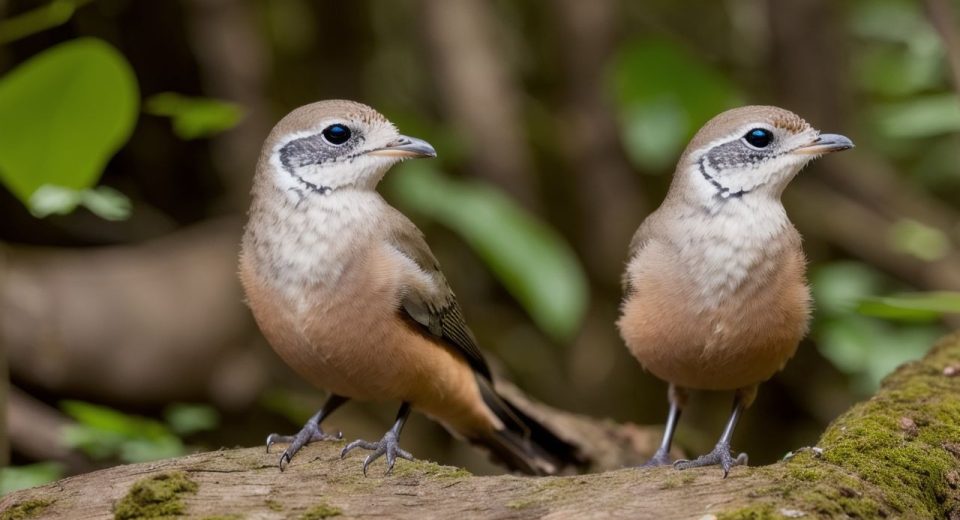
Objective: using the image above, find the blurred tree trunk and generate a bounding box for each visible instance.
[4,333,959,519]
[420,0,541,209]
[554,0,645,288]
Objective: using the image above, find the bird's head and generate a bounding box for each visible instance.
[257,100,436,195]
[674,105,853,202]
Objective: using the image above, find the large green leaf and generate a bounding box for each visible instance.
[387,162,589,342]
[0,38,138,207]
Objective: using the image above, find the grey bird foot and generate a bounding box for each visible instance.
[266,423,342,471]
[340,430,414,476]
[640,448,673,468]
[674,444,748,477]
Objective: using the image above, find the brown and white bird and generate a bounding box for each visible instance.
[239,100,580,476]
[617,106,853,476]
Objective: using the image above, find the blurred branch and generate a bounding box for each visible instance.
[7,387,91,474]
[924,0,960,96]
[0,218,268,409]
[182,0,273,211]
[0,0,93,45]
[789,177,960,302]
[6,332,960,518]
[420,0,541,209]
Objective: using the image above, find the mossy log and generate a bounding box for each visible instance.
[3,332,960,520]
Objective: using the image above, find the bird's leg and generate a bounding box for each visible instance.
[674,387,755,477]
[266,393,348,471]
[641,384,686,467]
[340,402,414,476]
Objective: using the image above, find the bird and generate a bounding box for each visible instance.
[617,105,853,476]
[239,99,581,476]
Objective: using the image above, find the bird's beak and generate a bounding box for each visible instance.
[367,135,437,159]
[791,133,855,155]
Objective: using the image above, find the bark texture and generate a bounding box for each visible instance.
[3,332,960,520]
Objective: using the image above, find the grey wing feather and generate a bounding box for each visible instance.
[387,218,493,380]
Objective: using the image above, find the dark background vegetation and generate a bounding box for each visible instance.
[2,0,960,492]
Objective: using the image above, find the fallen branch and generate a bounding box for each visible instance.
[3,333,960,519]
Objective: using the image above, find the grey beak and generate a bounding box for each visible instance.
[792,133,855,155]
[367,135,437,159]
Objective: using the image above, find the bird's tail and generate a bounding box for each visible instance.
[472,377,586,475]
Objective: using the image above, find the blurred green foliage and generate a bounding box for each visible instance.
[60,401,218,464]
[859,292,960,320]
[0,462,64,496]
[145,93,245,140]
[388,162,589,342]
[812,263,946,393]
[610,39,742,172]
[0,38,137,218]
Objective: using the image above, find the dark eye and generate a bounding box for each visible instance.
[744,128,773,148]
[322,124,351,145]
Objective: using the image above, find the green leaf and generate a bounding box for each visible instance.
[610,39,742,171]
[0,38,138,207]
[0,463,64,496]
[871,94,960,138]
[29,184,132,220]
[164,403,220,436]
[386,162,589,342]
[119,436,185,463]
[887,218,950,261]
[145,92,244,139]
[79,186,132,220]
[61,400,185,463]
[810,262,886,316]
[28,185,83,218]
[816,315,939,393]
[858,292,960,321]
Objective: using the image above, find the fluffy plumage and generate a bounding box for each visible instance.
[240,100,581,475]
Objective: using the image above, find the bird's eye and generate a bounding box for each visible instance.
[322,124,351,145]
[743,128,773,148]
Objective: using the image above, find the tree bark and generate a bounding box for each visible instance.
[3,332,960,519]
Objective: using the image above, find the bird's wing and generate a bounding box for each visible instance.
[622,219,656,297]
[385,215,493,380]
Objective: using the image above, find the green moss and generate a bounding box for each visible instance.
[505,476,581,510]
[657,474,682,489]
[265,499,284,511]
[813,334,960,517]
[720,334,960,519]
[716,503,778,520]
[113,471,199,520]
[300,502,342,519]
[0,499,53,520]
[388,459,472,480]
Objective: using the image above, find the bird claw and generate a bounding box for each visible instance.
[640,448,673,468]
[265,422,342,471]
[674,443,748,477]
[340,430,413,476]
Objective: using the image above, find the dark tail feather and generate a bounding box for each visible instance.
[474,377,586,475]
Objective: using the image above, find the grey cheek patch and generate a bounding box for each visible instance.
[705,140,766,172]
[278,132,363,173]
